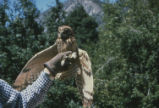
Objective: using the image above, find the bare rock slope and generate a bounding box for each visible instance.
[63,0,104,24]
[38,0,104,28]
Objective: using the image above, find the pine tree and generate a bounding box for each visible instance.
[93,0,159,107]
[0,0,9,35]
[0,0,46,83]
[45,0,65,41]
[64,6,98,47]
[0,0,9,80]
[10,0,43,37]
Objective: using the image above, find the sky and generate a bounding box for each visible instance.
[35,0,66,12]
[8,0,66,12]
[8,0,116,13]
[35,0,116,12]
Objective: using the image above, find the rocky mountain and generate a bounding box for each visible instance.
[63,0,104,24]
[38,0,104,28]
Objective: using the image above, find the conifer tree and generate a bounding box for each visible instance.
[0,0,9,35]
[93,0,159,107]
[0,0,45,83]
[64,6,98,47]
[10,0,43,37]
[45,0,65,41]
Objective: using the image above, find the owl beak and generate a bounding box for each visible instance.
[61,31,71,40]
[61,33,68,40]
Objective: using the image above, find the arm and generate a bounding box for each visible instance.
[0,51,73,108]
[21,51,74,108]
[21,69,53,108]
[20,51,74,108]
[0,79,20,107]
[0,69,52,108]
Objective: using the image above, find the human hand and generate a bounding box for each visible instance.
[44,51,77,77]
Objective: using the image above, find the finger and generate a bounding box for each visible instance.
[65,52,77,60]
[63,51,72,56]
[71,52,77,59]
[57,51,72,60]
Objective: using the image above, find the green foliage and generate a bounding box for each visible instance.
[64,6,98,47]
[13,0,43,36]
[92,0,159,107]
[0,0,9,35]
[1,0,159,107]
[0,0,47,83]
[38,79,82,108]
[45,0,65,41]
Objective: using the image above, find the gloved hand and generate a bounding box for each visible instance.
[44,51,77,77]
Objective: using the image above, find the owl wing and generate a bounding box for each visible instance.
[13,43,58,91]
[76,49,93,106]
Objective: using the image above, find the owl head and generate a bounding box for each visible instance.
[58,25,74,40]
[56,25,77,53]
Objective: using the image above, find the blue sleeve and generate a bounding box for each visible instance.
[0,71,52,108]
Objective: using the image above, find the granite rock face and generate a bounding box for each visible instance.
[63,0,104,24]
[38,0,104,31]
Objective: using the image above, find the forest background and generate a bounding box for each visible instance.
[0,0,159,107]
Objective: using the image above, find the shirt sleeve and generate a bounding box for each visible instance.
[0,79,20,106]
[0,71,53,108]
[21,71,53,108]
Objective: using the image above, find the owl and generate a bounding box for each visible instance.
[13,25,93,107]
